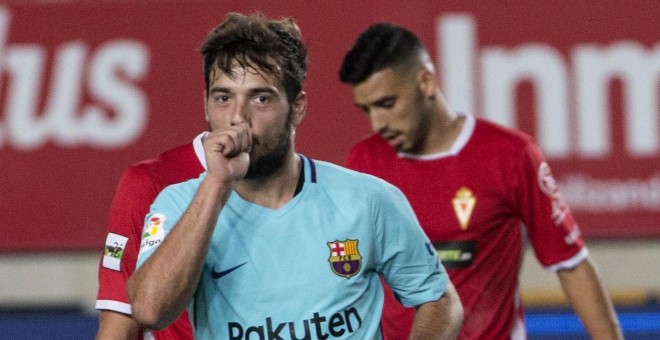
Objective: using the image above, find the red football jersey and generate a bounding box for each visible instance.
[96,133,206,340]
[347,115,586,340]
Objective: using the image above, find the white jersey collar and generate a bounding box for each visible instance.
[398,113,475,161]
[193,131,209,170]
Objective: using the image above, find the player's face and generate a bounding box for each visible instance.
[352,67,433,154]
[204,65,305,179]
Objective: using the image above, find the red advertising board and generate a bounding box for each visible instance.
[1,1,658,251]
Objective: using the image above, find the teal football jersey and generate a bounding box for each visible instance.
[137,155,448,339]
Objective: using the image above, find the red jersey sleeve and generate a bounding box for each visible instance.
[515,141,586,269]
[96,166,158,314]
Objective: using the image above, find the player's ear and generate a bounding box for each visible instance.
[291,91,307,128]
[418,68,437,98]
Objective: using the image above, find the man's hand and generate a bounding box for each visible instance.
[202,122,252,183]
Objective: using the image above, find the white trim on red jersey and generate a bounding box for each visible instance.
[96,299,131,314]
[545,247,589,272]
[398,113,476,160]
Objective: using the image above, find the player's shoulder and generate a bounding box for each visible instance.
[312,157,379,181]
[134,142,197,172]
[347,134,397,172]
[161,170,205,194]
[473,116,536,150]
[122,141,202,187]
[309,157,403,196]
[349,133,392,156]
[151,173,206,209]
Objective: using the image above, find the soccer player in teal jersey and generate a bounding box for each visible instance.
[127,12,463,340]
[137,155,449,339]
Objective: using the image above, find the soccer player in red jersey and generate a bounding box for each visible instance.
[95,133,205,339]
[339,23,623,340]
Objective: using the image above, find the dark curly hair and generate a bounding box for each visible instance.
[339,23,424,85]
[200,12,308,103]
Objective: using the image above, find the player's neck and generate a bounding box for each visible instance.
[420,107,465,155]
[236,152,302,209]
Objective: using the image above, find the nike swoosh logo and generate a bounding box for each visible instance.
[211,262,248,279]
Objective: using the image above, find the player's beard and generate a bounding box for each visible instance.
[397,90,433,154]
[244,108,293,180]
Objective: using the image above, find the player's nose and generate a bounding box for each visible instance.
[369,109,387,133]
[230,101,250,126]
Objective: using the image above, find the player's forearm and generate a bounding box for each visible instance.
[408,283,463,340]
[95,310,141,340]
[127,176,233,330]
[558,257,623,340]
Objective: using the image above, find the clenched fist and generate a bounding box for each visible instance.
[202,122,252,184]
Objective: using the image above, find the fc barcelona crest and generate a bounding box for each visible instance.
[327,239,362,279]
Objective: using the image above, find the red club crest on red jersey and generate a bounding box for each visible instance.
[452,187,476,230]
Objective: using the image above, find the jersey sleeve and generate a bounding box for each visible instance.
[515,141,587,270]
[372,180,449,308]
[135,182,190,268]
[96,167,159,315]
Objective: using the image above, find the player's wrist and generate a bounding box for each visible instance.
[205,172,240,187]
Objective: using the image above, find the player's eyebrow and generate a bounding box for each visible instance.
[208,86,279,96]
[246,87,279,96]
